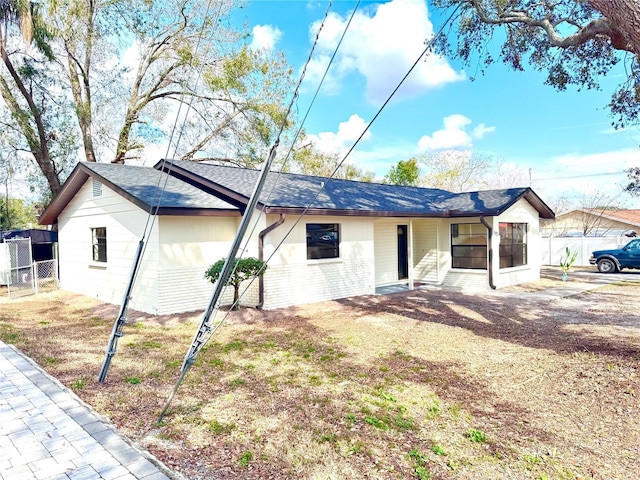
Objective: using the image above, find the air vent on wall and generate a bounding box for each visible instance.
[92,178,102,197]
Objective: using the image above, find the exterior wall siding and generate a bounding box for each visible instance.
[494,199,541,288]
[156,215,260,315]
[57,180,159,313]
[411,219,439,284]
[373,219,400,286]
[261,215,375,310]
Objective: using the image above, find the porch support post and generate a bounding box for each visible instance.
[408,219,414,290]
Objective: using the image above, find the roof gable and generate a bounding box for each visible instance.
[39,162,239,225]
[556,208,640,228]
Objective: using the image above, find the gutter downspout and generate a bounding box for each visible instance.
[258,214,285,309]
[480,216,497,290]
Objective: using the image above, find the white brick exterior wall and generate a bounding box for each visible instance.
[57,182,543,313]
[57,179,160,313]
[261,215,375,310]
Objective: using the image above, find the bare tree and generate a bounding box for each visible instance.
[419,150,495,192]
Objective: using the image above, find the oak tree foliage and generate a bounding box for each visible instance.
[289,131,375,182]
[384,158,420,186]
[0,0,296,198]
[433,0,640,128]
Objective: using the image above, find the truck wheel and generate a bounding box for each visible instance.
[597,258,618,273]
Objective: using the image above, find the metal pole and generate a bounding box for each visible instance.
[98,240,145,382]
[158,143,279,422]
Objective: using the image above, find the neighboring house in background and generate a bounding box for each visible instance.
[39,161,555,315]
[542,208,640,238]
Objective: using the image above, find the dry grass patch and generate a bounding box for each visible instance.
[1,280,640,479]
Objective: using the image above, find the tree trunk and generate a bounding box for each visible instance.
[0,47,61,195]
[64,0,97,163]
[112,108,137,164]
[232,284,240,310]
[589,0,640,57]
[68,55,97,163]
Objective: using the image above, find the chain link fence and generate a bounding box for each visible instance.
[34,259,59,294]
[7,238,34,299]
[3,237,59,299]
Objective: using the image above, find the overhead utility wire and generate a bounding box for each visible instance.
[180,0,360,345]
[195,3,464,342]
[237,3,466,280]
[158,0,336,422]
[98,0,222,382]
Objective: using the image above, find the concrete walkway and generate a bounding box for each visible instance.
[0,341,180,480]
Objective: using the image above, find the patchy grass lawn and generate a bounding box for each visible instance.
[1,277,639,480]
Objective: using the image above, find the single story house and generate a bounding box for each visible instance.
[39,160,554,315]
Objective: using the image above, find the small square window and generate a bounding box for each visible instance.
[92,227,107,262]
[306,223,339,260]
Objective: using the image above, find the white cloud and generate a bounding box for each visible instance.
[250,25,282,51]
[305,0,464,103]
[417,114,494,151]
[472,124,496,139]
[308,114,371,154]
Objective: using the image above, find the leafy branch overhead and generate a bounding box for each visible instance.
[433,0,640,127]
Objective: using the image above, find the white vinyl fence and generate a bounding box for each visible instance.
[542,236,630,267]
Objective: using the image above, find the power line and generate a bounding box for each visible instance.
[186,2,465,345]
[158,0,338,422]
[532,171,627,182]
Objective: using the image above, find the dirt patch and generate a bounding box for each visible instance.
[1,272,639,479]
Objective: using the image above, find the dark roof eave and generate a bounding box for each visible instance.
[523,190,556,219]
[153,207,241,217]
[39,164,89,225]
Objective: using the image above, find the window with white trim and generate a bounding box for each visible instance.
[306,223,339,260]
[91,227,107,262]
[451,223,487,269]
[499,222,527,268]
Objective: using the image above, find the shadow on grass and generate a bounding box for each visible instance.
[337,287,640,359]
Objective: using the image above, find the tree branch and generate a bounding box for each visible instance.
[470,0,633,53]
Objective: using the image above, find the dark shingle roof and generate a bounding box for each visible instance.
[82,162,236,210]
[40,160,555,226]
[159,160,555,218]
[39,162,238,225]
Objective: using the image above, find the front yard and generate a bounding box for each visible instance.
[1,272,639,479]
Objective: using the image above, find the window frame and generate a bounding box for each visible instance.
[91,227,107,263]
[306,223,340,260]
[499,222,528,268]
[450,223,488,270]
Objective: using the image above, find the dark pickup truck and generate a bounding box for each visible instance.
[589,239,640,273]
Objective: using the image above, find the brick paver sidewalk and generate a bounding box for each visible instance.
[0,341,179,480]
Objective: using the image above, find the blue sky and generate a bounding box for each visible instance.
[234,0,640,210]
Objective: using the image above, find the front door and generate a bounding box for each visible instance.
[397,225,408,280]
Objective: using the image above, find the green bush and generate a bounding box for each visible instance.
[204,257,267,310]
